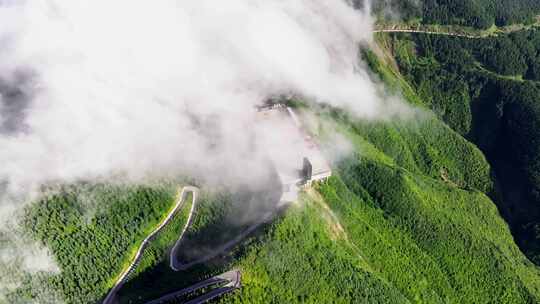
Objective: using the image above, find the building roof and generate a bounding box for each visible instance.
[255,106,332,187]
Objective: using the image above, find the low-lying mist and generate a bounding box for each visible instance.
[0,0,413,302]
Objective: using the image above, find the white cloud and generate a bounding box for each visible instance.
[0,0,411,299]
[0,0,389,195]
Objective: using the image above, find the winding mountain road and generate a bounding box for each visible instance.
[169,187,199,271]
[103,185,243,304]
[103,28,472,304]
[102,186,199,304]
[170,210,275,271]
[102,23,534,304]
[144,270,241,304]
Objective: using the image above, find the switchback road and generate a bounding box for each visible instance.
[102,186,199,304]
[103,185,241,304]
[145,270,241,304]
[170,210,274,271]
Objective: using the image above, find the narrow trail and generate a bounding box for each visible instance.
[102,186,199,304]
[373,29,481,39]
[374,21,540,38]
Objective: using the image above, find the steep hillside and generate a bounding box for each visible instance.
[376,29,540,265]
[117,181,282,304]
[372,0,540,29]
[218,51,540,303]
[11,31,540,304]
[12,182,179,304]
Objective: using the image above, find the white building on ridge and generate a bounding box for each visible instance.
[255,104,332,201]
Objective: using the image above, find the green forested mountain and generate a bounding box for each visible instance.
[16,40,540,303]
[217,51,540,303]
[11,183,178,303]
[373,0,540,28]
[9,4,540,304]
[379,28,540,265]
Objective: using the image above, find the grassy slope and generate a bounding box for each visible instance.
[220,48,540,303]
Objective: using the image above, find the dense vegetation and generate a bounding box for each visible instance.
[220,195,410,304]
[127,192,193,280]
[221,90,540,303]
[9,14,540,304]
[218,47,540,302]
[372,0,540,29]
[439,29,540,79]
[174,183,280,265]
[12,182,178,304]
[115,191,202,304]
[119,176,282,303]
[378,29,540,264]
